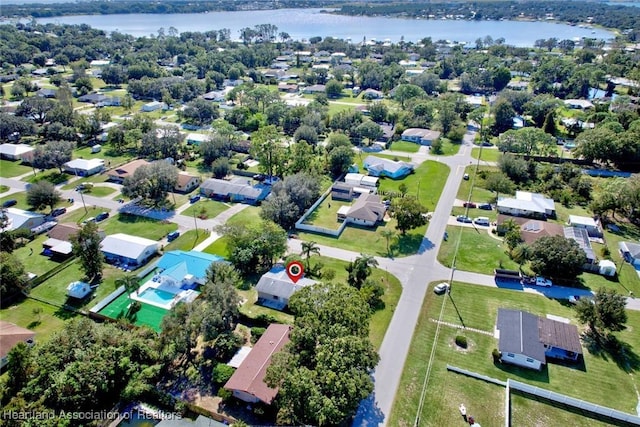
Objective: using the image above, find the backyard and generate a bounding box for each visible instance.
[389,282,640,426]
[301,196,350,230]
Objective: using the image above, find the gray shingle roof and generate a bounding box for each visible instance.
[497,309,546,362]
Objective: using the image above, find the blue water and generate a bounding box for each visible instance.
[35,8,614,46]
[137,288,175,306]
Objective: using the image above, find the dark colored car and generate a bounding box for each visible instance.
[2,199,17,208]
[463,202,476,208]
[456,215,472,223]
[95,212,109,222]
[189,195,201,203]
[478,204,493,210]
[167,231,180,242]
[51,207,67,217]
[253,174,266,182]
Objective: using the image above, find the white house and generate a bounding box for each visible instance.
[338,193,387,227]
[568,215,602,237]
[497,191,556,218]
[401,128,441,146]
[0,143,34,161]
[186,133,209,145]
[564,99,594,110]
[63,158,105,177]
[2,208,45,232]
[100,233,159,268]
[619,241,640,267]
[256,265,317,310]
[141,101,167,112]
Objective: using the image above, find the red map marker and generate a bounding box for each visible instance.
[286,261,304,283]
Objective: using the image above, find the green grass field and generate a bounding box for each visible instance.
[99,213,177,240]
[60,206,105,224]
[0,159,32,178]
[203,237,230,258]
[225,205,262,226]
[471,147,502,162]
[0,185,9,194]
[302,196,350,229]
[389,141,420,153]
[164,230,211,252]
[432,139,461,156]
[389,282,640,426]
[439,225,520,274]
[456,165,503,203]
[0,298,77,342]
[181,199,231,220]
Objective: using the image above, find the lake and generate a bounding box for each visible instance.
[36,8,614,46]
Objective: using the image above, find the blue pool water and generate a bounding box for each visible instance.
[137,288,175,306]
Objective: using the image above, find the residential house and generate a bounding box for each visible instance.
[256,265,317,310]
[1,208,45,232]
[619,241,640,267]
[496,214,563,244]
[37,88,57,98]
[564,99,594,110]
[0,322,35,369]
[338,193,387,227]
[363,155,414,179]
[63,158,105,177]
[277,83,298,93]
[302,84,326,94]
[506,80,529,91]
[223,79,244,87]
[44,223,102,260]
[224,323,291,404]
[563,227,596,264]
[496,309,582,371]
[331,182,355,201]
[202,90,226,102]
[174,172,200,193]
[78,93,109,104]
[568,215,602,237]
[497,191,556,219]
[345,173,378,189]
[362,88,384,99]
[100,233,159,267]
[0,143,34,162]
[141,101,167,112]
[107,159,150,183]
[401,128,441,146]
[200,178,269,205]
[90,60,110,67]
[185,133,209,145]
[156,250,225,285]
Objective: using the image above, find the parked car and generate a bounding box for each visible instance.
[474,217,490,226]
[167,231,180,242]
[478,203,493,210]
[2,199,17,208]
[463,202,476,208]
[530,276,553,287]
[81,217,96,225]
[568,295,581,304]
[463,173,470,180]
[434,282,449,295]
[51,207,67,217]
[253,174,266,182]
[456,215,472,223]
[95,212,109,222]
[189,195,201,203]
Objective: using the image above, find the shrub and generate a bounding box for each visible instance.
[218,387,232,400]
[322,268,336,281]
[212,363,235,385]
[250,327,266,344]
[601,246,611,258]
[455,335,468,349]
[492,348,501,363]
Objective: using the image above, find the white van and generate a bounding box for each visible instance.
[474,216,490,226]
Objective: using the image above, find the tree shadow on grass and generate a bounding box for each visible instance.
[54,306,79,321]
[391,233,425,256]
[582,331,640,373]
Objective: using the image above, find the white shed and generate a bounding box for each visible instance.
[598,260,617,277]
[67,281,92,299]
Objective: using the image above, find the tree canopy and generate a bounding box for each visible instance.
[528,235,587,280]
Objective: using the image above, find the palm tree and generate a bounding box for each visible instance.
[116,275,140,298]
[346,254,379,289]
[300,241,320,272]
[380,229,396,256]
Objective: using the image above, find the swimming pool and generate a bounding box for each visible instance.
[137,288,176,307]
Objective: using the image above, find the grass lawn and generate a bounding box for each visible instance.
[25,170,70,185]
[0,298,76,342]
[60,206,105,224]
[302,196,350,229]
[203,236,230,258]
[432,139,461,156]
[389,141,420,153]
[181,199,231,220]
[13,235,63,276]
[60,173,110,190]
[74,146,134,168]
[30,262,128,309]
[451,206,497,222]
[439,225,519,274]
[226,206,262,226]
[0,185,9,194]
[83,185,116,198]
[510,393,614,427]
[0,191,72,213]
[238,287,295,325]
[380,160,449,209]
[456,165,503,203]
[164,229,211,252]
[327,102,356,116]
[99,213,177,240]
[471,147,502,162]
[0,159,32,178]
[389,282,640,426]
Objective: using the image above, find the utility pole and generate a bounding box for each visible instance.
[77,189,88,214]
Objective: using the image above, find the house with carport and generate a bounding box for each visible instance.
[200,178,269,205]
[401,128,441,146]
[495,308,582,371]
[256,265,317,310]
[1,208,45,232]
[497,191,556,219]
[619,241,640,267]
[63,158,105,177]
[100,233,158,268]
[363,155,414,179]
[224,323,291,405]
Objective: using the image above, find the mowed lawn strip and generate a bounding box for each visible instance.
[389,282,640,426]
